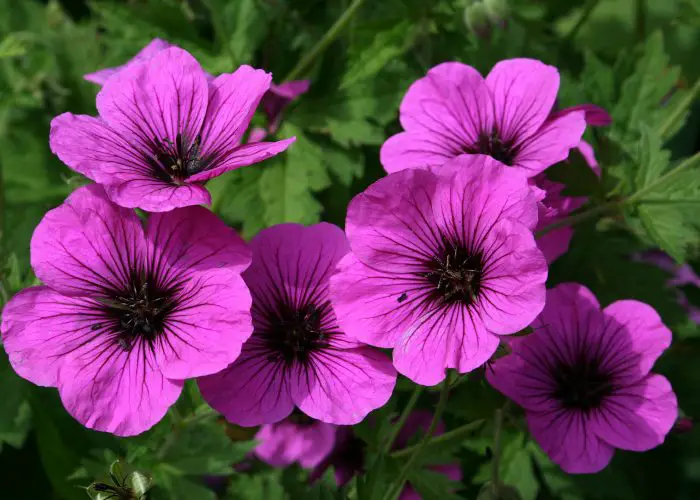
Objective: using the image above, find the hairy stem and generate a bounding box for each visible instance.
[383,385,424,454]
[391,418,484,459]
[283,0,366,82]
[383,373,453,500]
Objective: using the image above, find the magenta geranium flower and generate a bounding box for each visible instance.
[380,59,589,177]
[487,283,678,473]
[51,46,295,212]
[198,223,397,425]
[311,411,462,499]
[330,155,548,385]
[0,185,253,436]
[254,412,336,468]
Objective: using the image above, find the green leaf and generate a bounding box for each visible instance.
[259,124,330,226]
[222,0,273,66]
[227,470,287,500]
[0,33,29,59]
[341,20,418,89]
[617,127,700,261]
[153,473,216,500]
[0,349,31,451]
[499,435,539,500]
[407,468,463,500]
[30,387,119,500]
[160,420,255,475]
[612,31,680,142]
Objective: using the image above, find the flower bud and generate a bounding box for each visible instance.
[484,0,510,24]
[464,2,492,39]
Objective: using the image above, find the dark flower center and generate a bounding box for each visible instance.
[425,242,483,306]
[552,355,614,411]
[151,133,207,184]
[263,303,330,365]
[98,271,175,351]
[465,129,518,166]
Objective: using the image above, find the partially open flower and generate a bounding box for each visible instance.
[52,47,294,212]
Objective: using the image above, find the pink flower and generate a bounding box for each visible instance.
[254,413,336,468]
[380,59,587,177]
[198,223,396,426]
[330,155,548,385]
[487,283,678,473]
[310,411,462,498]
[52,46,295,212]
[83,38,178,85]
[0,185,253,436]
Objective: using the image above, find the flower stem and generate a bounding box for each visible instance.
[391,418,484,459]
[535,200,621,237]
[383,385,423,454]
[536,151,700,236]
[282,0,366,82]
[565,0,600,41]
[382,373,453,500]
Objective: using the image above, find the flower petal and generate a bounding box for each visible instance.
[199,66,271,158]
[291,346,396,424]
[50,113,151,184]
[602,300,672,382]
[392,305,500,385]
[344,168,441,267]
[330,253,414,348]
[104,177,212,212]
[400,62,492,140]
[527,410,615,474]
[476,221,548,335]
[1,287,98,387]
[551,104,612,127]
[514,111,587,176]
[197,340,295,426]
[187,138,295,183]
[592,374,677,452]
[30,185,146,296]
[380,132,459,173]
[97,47,209,152]
[436,155,542,231]
[255,421,336,469]
[58,340,183,436]
[486,58,560,142]
[84,38,173,85]
[146,206,253,379]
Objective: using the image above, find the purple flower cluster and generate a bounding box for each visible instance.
[0,41,678,476]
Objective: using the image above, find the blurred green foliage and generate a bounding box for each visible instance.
[2,0,700,499]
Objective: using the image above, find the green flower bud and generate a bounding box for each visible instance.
[464,2,492,39]
[484,0,510,23]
